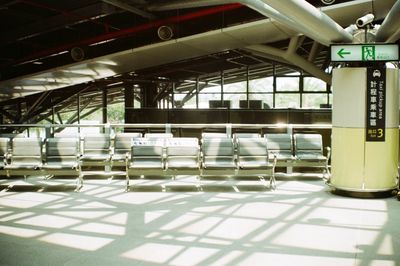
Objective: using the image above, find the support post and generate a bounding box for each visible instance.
[102,88,107,125]
[125,84,134,124]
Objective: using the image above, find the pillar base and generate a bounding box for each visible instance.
[331,187,397,199]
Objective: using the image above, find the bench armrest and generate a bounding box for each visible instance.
[325,146,331,161]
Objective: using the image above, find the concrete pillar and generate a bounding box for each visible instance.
[330,67,399,192]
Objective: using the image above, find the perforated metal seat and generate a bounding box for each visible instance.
[42,138,80,170]
[237,138,270,169]
[292,133,331,178]
[129,138,164,169]
[144,133,173,139]
[81,134,112,166]
[112,133,142,164]
[265,133,295,163]
[166,138,200,169]
[202,138,236,169]
[236,137,276,189]
[5,138,43,174]
[125,138,165,190]
[42,137,82,188]
[294,134,327,162]
[0,137,10,169]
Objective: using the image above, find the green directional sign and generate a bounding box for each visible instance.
[337,48,351,58]
[331,44,399,62]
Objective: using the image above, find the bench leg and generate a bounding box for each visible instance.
[45,174,54,180]
[323,163,331,182]
[75,174,83,191]
[269,175,276,190]
[270,156,277,190]
[125,173,130,192]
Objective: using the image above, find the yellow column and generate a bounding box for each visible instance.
[330,68,399,192]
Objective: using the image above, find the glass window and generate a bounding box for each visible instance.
[133,99,141,109]
[200,85,221,93]
[223,81,246,93]
[284,71,301,76]
[302,94,328,108]
[224,94,246,109]
[133,87,142,109]
[174,86,192,94]
[276,77,299,92]
[304,77,326,92]
[107,102,124,123]
[174,94,196,109]
[198,93,221,108]
[275,93,300,108]
[249,77,273,93]
[249,94,273,109]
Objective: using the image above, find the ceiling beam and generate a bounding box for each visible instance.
[1,3,119,45]
[102,0,156,19]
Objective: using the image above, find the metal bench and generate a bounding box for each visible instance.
[126,138,164,190]
[41,137,83,189]
[4,138,43,178]
[165,137,200,177]
[112,132,142,168]
[237,137,276,189]
[265,133,295,167]
[80,134,112,168]
[201,137,236,176]
[0,137,10,175]
[293,133,331,175]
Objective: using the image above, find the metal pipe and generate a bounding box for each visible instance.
[261,0,353,43]
[375,1,400,42]
[386,28,400,44]
[149,0,351,45]
[245,42,332,84]
[242,0,333,45]
[308,41,320,62]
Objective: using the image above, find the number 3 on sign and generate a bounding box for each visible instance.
[377,129,383,138]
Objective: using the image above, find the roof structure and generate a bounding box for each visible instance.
[0,0,398,123]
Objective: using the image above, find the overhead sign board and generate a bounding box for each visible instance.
[331,44,399,62]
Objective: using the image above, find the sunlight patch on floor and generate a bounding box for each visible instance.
[40,233,114,251]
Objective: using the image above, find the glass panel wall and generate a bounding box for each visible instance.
[151,70,331,110]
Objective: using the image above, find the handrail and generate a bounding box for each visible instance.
[0,123,333,129]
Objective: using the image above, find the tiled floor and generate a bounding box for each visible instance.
[0,175,399,266]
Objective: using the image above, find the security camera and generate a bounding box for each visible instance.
[356,14,374,28]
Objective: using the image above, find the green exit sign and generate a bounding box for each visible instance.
[331,44,399,62]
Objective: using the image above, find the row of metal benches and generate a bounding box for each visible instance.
[0,132,330,191]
